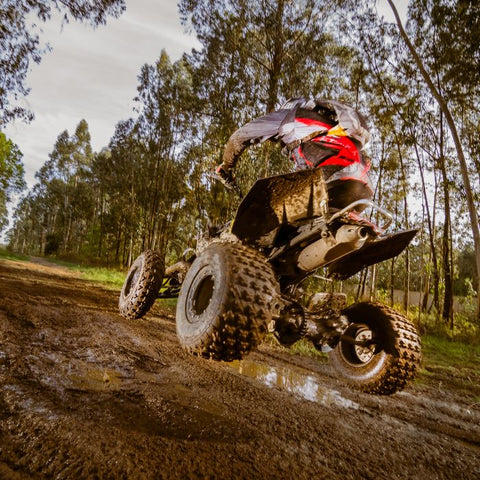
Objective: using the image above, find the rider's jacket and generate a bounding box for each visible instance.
[221,98,373,210]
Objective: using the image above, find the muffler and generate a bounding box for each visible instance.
[297,225,369,271]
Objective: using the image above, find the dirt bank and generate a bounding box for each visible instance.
[0,258,479,479]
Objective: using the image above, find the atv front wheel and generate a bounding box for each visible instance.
[176,242,280,361]
[119,250,164,320]
[329,302,421,395]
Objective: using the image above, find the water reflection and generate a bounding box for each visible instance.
[228,359,359,410]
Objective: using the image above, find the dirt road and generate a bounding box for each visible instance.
[0,258,479,479]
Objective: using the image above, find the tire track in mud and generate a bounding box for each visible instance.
[1,258,479,479]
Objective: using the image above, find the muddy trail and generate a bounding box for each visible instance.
[0,259,479,479]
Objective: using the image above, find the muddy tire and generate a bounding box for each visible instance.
[176,242,280,361]
[119,250,164,320]
[329,302,421,395]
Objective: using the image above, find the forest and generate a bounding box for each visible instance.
[1,0,479,336]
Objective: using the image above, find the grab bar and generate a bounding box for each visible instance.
[327,200,393,231]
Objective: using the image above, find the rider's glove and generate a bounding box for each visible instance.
[215,165,235,188]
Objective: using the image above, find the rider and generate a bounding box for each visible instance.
[216,97,373,211]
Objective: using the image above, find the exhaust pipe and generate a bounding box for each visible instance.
[335,225,368,243]
[297,225,369,271]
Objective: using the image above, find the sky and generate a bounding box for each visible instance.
[4,0,201,188]
[4,0,406,189]
[2,0,407,241]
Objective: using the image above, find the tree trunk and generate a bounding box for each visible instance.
[439,150,454,325]
[266,0,285,113]
[369,265,377,302]
[387,0,480,318]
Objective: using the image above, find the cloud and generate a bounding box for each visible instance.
[4,1,200,187]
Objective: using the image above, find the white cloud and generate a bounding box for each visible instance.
[1,0,200,240]
[4,0,200,186]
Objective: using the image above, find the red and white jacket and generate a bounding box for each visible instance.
[220,98,373,208]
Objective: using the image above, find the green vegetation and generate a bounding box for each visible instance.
[288,339,328,362]
[71,265,126,289]
[263,335,328,361]
[406,307,480,344]
[0,247,29,261]
[0,133,26,231]
[0,251,126,289]
[422,335,480,369]
[47,258,126,290]
[417,335,480,398]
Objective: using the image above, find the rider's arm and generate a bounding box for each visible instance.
[219,109,290,173]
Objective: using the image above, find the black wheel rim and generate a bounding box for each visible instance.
[192,275,215,315]
[124,265,141,297]
[185,266,216,324]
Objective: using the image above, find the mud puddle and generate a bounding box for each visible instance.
[226,359,360,409]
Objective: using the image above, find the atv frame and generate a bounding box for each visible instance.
[119,169,421,395]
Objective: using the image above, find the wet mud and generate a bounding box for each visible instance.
[0,258,479,479]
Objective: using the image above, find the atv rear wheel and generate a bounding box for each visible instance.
[119,250,164,320]
[329,302,421,395]
[176,242,280,361]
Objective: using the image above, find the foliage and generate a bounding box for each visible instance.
[0,0,126,124]
[6,0,480,335]
[0,132,25,231]
[0,246,29,261]
[418,334,480,397]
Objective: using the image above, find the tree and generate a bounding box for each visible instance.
[0,132,25,231]
[386,0,480,316]
[7,120,95,255]
[0,0,125,124]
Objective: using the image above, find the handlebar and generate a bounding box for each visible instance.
[208,172,243,199]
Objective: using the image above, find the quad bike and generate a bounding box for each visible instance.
[119,169,421,395]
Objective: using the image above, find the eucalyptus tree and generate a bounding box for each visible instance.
[0,0,126,125]
[0,132,25,232]
[37,120,94,253]
[8,120,95,255]
[386,0,480,316]
[132,51,193,259]
[98,119,144,265]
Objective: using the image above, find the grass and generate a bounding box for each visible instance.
[416,334,480,397]
[421,334,480,369]
[263,334,328,361]
[0,247,30,261]
[73,265,126,289]
[288,338,328,361]
[47,259,127,289]
[0,252,126,289]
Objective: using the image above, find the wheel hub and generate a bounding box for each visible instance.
[353,327,374,363]
[192,275,215,315]
[125,266,141,297]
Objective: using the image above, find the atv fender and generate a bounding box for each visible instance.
[327,229,418,280]
[231,169,328,246]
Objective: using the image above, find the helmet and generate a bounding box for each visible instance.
[316,99,371,148]
[279,97,309,110]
